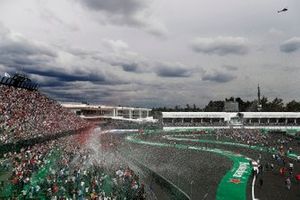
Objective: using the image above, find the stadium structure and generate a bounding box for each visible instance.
[62,102,155,122]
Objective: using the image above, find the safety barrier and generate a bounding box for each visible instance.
[125,155,190,200]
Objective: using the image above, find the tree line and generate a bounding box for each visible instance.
[152,97,300,112]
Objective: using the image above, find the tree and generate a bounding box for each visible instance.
[270,98,284,112]
[193,104,197,111]
[204,101,224,112]
[185,104,191,111]
[286,100,300,112]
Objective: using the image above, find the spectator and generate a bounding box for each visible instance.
[0,85,91,144]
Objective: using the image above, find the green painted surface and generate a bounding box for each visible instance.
[126,134,253,200]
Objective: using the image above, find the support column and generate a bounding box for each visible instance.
[146,110,149,118]
[139,109,142,119]
[267,118,270,124]
[285,118,288,125]
[276,119,279,124]
[129,110,132,119]
[258,118,261,124]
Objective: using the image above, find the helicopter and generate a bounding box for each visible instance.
[277,8,288,13]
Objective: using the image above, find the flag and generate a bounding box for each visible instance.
[4,72,11,78]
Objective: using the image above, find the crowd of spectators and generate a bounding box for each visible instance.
[100,119,161,130]
[215,129,270,146]
[162,121,227,127]
[163,119,300,127]
[0,85,91,144]
[215,129,297,150]
[0,131,146,199]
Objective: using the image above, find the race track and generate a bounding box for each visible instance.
[121,131,300,200]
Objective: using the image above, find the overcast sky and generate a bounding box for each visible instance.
[0,0,300,108]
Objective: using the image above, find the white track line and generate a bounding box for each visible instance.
[252,175,259,200]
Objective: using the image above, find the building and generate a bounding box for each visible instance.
[162,112,300,130]
[224,101,239,112]
[62,102,153,122]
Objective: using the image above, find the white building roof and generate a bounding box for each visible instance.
[162,112,300,119]
[61,103,151,111]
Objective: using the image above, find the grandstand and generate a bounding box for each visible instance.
[162,112,300,131]
[62,102,155,122]
[0,81,147,199]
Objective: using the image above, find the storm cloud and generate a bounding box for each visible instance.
[191,36,249,56]
[155,63,192,78]
[0,26,128,89]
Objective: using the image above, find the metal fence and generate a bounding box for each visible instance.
[0,76,38,90]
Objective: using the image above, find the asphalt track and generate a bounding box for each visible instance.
[122,131,300,200]
[124,133,254,200]
[163,134,300,200]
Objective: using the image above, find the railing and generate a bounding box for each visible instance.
[0,76,38,90]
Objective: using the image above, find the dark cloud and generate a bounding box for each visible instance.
[191,36,249,56]
[155,64,192,78]
[77,0,167,36]
[116,62,149,73]
[280,37,300,53]
[78,0,145,16]
[38,79,68,88]
[0,27,129,93]
[202,71,236,83]
[121,63,139,72]
[44,86,114,103]
[23,67,105,82]
[0,26,57,71]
